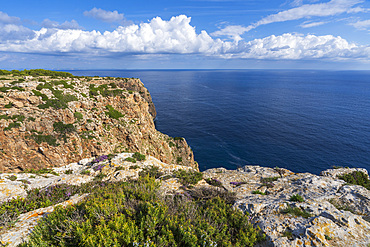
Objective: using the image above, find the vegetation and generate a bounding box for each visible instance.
[173,169,203,186]
[337,171,370,190]
[139,166,163,179]
[7,175,17,181]
[27,134,59,147]
[261,176,279,188]
[32,89,49,101]
[23,168,60,176]
[289,194,305,202]
[3,122,21,131]
[252,190,266,195]
[205,178,223,187]
[74,112,83,121]
[132,152,146,161]
[280,205,311,218]
[89,84,124,98]
[19,176,265,247]
[4,102,14,108]
[328,198,356,214]
[105,105,124,119]
[80,170,91,175]
[53,121,76,141]
[0,69,73,77]
[124,157,137,163]
[282,230,293,240]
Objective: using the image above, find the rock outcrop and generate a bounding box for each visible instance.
[0,155,369,246]
[0,75,196,172]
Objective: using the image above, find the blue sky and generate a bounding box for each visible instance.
[0,0,370,70]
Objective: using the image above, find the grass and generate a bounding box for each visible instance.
[124,157,136,163]
[261,176,279,188]
[280,205,311,219]
[139,166,163,179]
[73,112,83,121]
[132,152,146,161]
[337,171,370,190]
[19,176,265,247]
[290,194,305,202]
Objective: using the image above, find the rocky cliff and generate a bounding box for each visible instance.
[0,73,196,172]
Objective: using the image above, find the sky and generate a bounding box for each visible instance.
[0,0,370,70]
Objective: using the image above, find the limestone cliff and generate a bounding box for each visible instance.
[0,74,196,172]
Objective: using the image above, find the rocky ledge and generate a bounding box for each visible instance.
[0,154,369,246]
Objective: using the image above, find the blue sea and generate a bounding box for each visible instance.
[68,70,370,175]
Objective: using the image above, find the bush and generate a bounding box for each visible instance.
[27,134,59,147]
[53,121,76,135]
[124,157,136,163]
[132,152,146,161]
[4,102,14,108]
[290,194,304,202]
[20,177,265,247]
[206,178,223,187]
[337,171,370,190]
[73,112,83,121]
[173,169,203,186]
[3,122,21,131]
[252,190,266,195]
[7,175,17,181]
[23,168,60,176]
[139,166,163,179]
[105,105,124,119]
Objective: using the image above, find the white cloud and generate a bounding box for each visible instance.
[83,7,125,23]
[0,24,35,41]
[300,21,327,28]
[0,15,369,61]
[221,33,369,60]
[42,19,83,30]
[0,11,20,24]
[249,0,363,30]
[350,19,370,29]
[211,25,250,41]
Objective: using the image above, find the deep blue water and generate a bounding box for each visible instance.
[68,70,370,174]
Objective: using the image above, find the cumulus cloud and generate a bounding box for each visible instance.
[0,24,35,41]
[0,11,20,24]
[42,19,83,30]
[83,7,125,23]
[0,15,369,61]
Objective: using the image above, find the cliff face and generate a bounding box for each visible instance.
[0,75,196,172]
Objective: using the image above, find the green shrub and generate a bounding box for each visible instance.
[53,121,76,135]
[261,176,279,188]
[174,169,203,186]
[27,134,59,147]
[176,157,182,163]
[32,90,48,101]
[23,168,60,176]
[105,105,124,119]
[4,102,13,108]
[64,169,73,175]
[282,230,293,240]
[7,175,17,181]
[129,165,139,169]
[3,122,21,131]
[252,190,266,195]
[80,170,91,175]
[124,157,136,163]
[205,178,223,187]
[73,112,83,121]
[132,152,146,161]
[290,194,305,202]
[280,205,311,218]
[174,137,184,141]
[139,166,163,179]
[20,177,264,247]
[337,171,370,190]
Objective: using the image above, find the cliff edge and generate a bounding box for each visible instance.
[0,72,196,172]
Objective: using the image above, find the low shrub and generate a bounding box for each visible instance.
[252,190,266,195]
[7,175,17,181]
[173,169,203,186]
[20,176,265,247]
[3,122,21,131]
[105,105,124,119]
[26,134,59,147]
[139,166,163,179]
[290,194,305,202]
[64,169,73,175]
[261,176,279,188]
[73,112,83,121]
[23,168,60,176]
[337,171,370,190]
[124,157,136,163]
[80,170,91,175]
[205,178,223,187]
[132,152,146,161]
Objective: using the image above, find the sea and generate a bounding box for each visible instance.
[67,70,370,175]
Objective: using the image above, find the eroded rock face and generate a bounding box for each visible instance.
[0,76,196,172]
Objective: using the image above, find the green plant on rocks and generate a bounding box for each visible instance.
[173,169,203,186]
[337,171,370,190]
[290,194,305,202]
[280,204,311,219]
[19,176,265,247]
[105,105,124,119]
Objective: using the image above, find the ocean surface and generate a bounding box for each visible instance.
[68,70,370,175]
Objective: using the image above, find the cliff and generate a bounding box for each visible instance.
[0,74,196,172]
